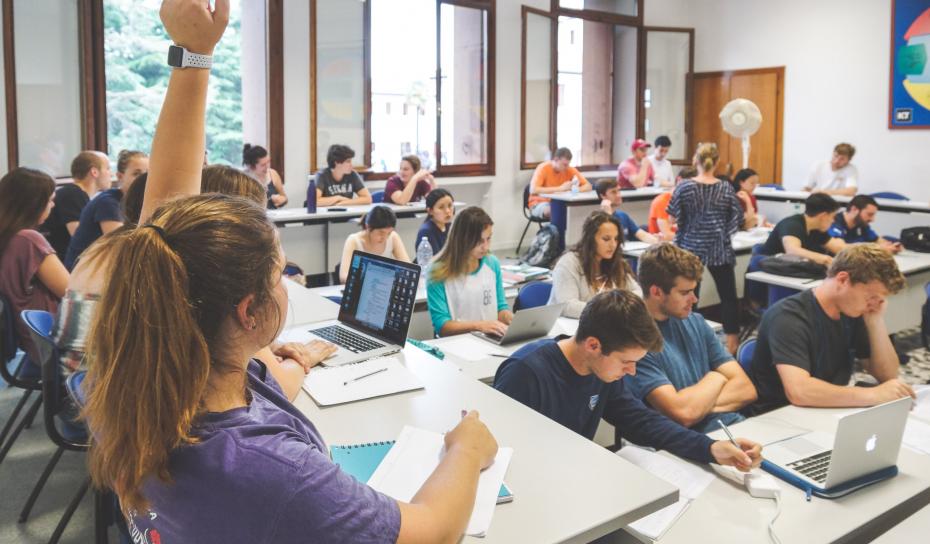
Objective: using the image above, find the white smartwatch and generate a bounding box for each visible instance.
[167,45,213,70]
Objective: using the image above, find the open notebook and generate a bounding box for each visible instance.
[302,356,423,406]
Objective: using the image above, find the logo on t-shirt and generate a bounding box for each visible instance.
[589,394,599,411]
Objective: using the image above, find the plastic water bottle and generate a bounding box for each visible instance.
[306,176,317,213]
[416,236,433,270]
[570,176,580,196]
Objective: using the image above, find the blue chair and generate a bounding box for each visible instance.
[870,191,909,201]
[513,281,553,311]
[0,295,43,468]
[922,282,930,349]
[760,184,785,191]
[736,337,757,374]
[22,310,112,543]
[372,190,385,203]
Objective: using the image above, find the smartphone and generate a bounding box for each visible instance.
[327,207,348,212]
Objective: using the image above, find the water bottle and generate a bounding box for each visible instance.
[570,176,580,196]
[416,236,433,270]
[306,176,317,213]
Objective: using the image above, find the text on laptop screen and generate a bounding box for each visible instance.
[340,253,419,343]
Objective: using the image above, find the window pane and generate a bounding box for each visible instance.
[15,0,81,177]
[439,3,488,167]
[316,0,365,169]
[644,31,690,161]
[611,25,638,163]
[559,0,638,18]
[370,0,437,173]
[104,0,248,165]
[523,12,552,165]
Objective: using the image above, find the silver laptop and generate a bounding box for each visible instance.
[472,303,564,345]
[304,251,420,366]
[764,397,910,492]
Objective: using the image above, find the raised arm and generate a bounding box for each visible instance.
[141,0,230,223]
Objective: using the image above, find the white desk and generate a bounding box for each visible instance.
[872,503,930,542]
[292,344,679,543]
[754,188,930,238]
[745,250,930,333]
[605,405,930,544]
[548,187,667,250]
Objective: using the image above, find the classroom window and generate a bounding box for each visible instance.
[557,0,641,20]
[521,7,555,168]
[313,0,495,177]
[103,0,267,166]
[642,28,693,163]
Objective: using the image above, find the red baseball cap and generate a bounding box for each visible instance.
[631,139,652,152]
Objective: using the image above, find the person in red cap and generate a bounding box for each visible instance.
[617,139,655,189]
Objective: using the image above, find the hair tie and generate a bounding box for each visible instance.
[142,224,170,244]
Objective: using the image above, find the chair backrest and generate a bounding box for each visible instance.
[0,294,16,364]
[514,281,553,311]
[21,310,87,450]
[522,184,531,211]
[869,191,909,201]
[759,183,784,191]
[372,190,385,203]
[736,337,756,373]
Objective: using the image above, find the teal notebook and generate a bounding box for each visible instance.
[330,442,512,502]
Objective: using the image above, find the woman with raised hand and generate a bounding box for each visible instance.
[385,155,436,205]
[84,3,497,542]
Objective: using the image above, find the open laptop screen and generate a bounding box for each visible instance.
[338,251,421,345]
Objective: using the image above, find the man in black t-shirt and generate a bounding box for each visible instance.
[39,151,111,257]
[315,144,372,206]
[748,244,915,415]
[758,193,844,266]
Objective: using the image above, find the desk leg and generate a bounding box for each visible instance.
[550,200,567,252]
[324,222,331,286]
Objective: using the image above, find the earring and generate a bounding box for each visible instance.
[249,318,257,330]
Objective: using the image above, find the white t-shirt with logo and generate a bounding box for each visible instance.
[807,161,858,191]
[650,154,675,186]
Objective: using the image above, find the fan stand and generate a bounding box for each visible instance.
[741,135,751,170]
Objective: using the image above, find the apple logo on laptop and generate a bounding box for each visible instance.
[865,434,877,453]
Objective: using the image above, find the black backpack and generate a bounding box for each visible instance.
[521,224,561,268]
[901,227,930,253]
[758,253,827,279]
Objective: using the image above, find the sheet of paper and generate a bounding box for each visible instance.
[616,446,713,500]
[301,357,423,406]
[912,385,930,420]
[706,416,810,447]
[368,426,513,537]
[438,335,507,362]
[903,417,930,456]
[626,498,691,542]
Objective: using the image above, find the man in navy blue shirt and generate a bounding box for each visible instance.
[493,290,762,468]
[595,179,661,243]
[827,195,902,253]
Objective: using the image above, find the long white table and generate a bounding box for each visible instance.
[604,405,930,544]
[548,187,667,250]
[754,188,930,238]
[745,250,930,334]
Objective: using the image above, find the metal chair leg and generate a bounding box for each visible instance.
[0,389,32,446]
[94,489,112,544]
[516,219,532,256]
[0,395,42,465]
[48,477,90,544]
[19,446,65,522]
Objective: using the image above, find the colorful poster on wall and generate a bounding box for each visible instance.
[889,0,930,128]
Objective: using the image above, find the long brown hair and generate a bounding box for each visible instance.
[201,164,266,205]
[83,194,280,512]
[569,211,633,292]
[0,167,56,255]
[430,206,493,282]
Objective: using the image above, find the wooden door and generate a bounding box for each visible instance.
[692,67,784,183]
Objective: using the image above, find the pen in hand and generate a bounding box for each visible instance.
[343,367,388,386]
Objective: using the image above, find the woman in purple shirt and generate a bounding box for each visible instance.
[385,154,437,205]
[82,3,497,542]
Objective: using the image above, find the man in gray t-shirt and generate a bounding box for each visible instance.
[316,144,372,206]
[748,244,915,415]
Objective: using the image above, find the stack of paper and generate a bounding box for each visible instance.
[302,357,423,406]
[617,446,714,541]
[368,425,513,537]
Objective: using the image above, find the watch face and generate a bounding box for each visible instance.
[167,45,183,67]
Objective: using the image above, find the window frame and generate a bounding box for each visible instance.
[519,6,556,171]
[310,0,496,179]
[639,26,694,166]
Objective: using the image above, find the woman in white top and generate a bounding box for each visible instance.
[426,206,512,337]
[339,205,410,283]
[548,211,642,318]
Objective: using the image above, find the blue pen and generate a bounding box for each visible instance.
[805,487,812,502]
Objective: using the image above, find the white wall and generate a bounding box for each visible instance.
[646,0,930,200]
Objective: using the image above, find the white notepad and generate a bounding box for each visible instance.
[368,425,513,537]
[617,446,714,541]
[302,357,423,406]
[438,335,507,362]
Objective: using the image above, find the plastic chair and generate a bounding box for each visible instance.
[759,184,784,191]
[517,184,549,255]
[513,281,553,311]
[22,310,111,543]
[869,191,909,201]
[0,295,43,467]
[922,283,930,349]
[736,337,757,374]
[372,190,385,203]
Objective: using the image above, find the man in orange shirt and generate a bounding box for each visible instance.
[528,147,590,219]
[647,167,696,238]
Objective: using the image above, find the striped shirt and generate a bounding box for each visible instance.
[667,180,742,266]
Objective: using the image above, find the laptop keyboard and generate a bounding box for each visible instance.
[310,325,385,354]
[787,450,833,483]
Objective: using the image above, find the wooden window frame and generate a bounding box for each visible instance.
[519,6,556,171]
[638,26,694,166]
[311,0,496,180]
[552,0,643,26]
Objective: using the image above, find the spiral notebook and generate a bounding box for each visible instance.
[330,441,513,503]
